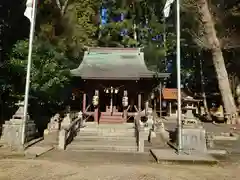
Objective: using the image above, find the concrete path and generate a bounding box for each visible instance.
[24,131,58,158]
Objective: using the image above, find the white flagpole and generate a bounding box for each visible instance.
[22,0,38,145]
[176,0,182,153]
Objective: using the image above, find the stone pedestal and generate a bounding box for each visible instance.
[2,118,36,148]
[176,124,207,152]
[1,101,36,148]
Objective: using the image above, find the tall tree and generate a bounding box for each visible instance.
[195,0,238,124]
[99,0,169,71]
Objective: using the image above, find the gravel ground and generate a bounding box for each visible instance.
[0,156,239,180]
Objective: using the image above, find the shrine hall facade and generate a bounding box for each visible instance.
[70,47,170,123]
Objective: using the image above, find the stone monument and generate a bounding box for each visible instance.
[176,97,207,153]
[1,101,36,148]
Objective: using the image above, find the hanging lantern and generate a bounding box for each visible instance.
[151,93,155,99]
[122,96,128,107]
[236,85,240,97]
[114,89,119,94]
[92,95,99,106]
[110,87,114,93]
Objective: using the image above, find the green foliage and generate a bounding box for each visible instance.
[8,38,71,104]
[62,0,100,49]
[143,44,165,72]
[99,0,169,71]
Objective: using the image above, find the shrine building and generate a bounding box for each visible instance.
[70,47,170,123]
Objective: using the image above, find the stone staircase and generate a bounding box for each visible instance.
[99,112,125,123]
[66,123,138,152]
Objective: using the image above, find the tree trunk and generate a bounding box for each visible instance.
[196,0,238,124]
[199,56,212,120]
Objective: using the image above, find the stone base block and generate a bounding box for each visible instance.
[1,119,37,148]
[176,125,207,152]
[150,149,218,164]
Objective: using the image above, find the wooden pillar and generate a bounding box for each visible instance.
[145,101,149,115]
[169,101,172,116]
[82,93,86,113]
[159,82,162,118]
[154,99,157,115]
[138,93,142,112]
[123,90,128,122]
[94,90,99,123]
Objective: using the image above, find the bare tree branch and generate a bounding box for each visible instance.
[55,0,70,15]
[55,0,62,10]
[61,0,70,15]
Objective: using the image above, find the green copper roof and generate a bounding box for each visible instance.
[70,47,170,80]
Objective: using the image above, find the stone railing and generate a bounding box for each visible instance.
[134,113,145,152]
[58,115,83,150]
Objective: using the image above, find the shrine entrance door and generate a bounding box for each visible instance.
[100,87,123,115]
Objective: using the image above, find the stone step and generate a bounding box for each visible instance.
[80,127,135,133]
[79,131,136,136]
[99,119,125,124]
[72,138,136,146]
[67,144,138,152]
[101,112,122,116]
[79,130,136,135]
[84,123,134,128]
[100,114,123,117]
[99,118,123,121]
[75,135,136,142]
[79,132,136,136]
[99,119,123,122]
[99,116,123,120]
[78,134,136,139]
